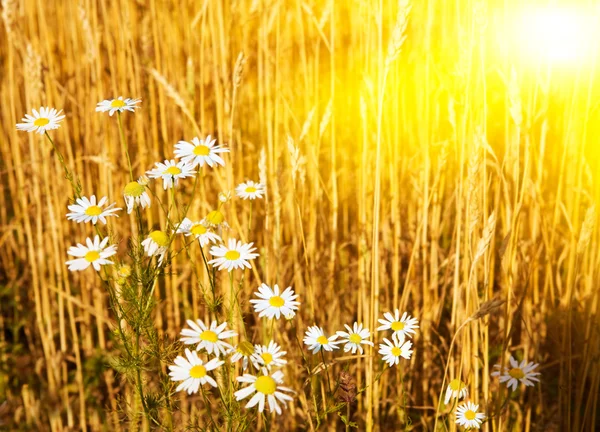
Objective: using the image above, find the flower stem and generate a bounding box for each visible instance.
[44,132,81,198]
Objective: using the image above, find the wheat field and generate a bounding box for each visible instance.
[1,0,599,431]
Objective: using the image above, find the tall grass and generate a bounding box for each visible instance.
[1,0,599,430]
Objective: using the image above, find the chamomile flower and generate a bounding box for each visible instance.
[208,238,258,272]
[205,209,228,228]
[218,191,232,203]
[231,341,255,370]
[175,218,222,247]
[336,322,374,355]
[66,195,121,225]
[250,284,300,320]
[251,341,287,370]
[235,180,266,200]
[174,135,229,168]
[123,177,151,214]
[17,107,65,134]
[95,96,141,116]
[303,326,340,354]
[455,402,486,429]
[234,369,294,415]
[378,334,413,367]
[146,159,196,190]
[445,378,468,405]
[180,319,237,356]
[66,235,117,272]
[168,348,223,394]
[376,310,420,340]
[491,355,540,392]
[141,230,170,265]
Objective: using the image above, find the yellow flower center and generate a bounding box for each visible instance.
[269,296,285,307]
[464,410,476,421]
[163,166,182,175]
[124,181,145,197]
[200,330,218,342]
[34,117,49,127]
[206,210,225,225]
[449,378,466,391]
[245,186,257,193]
[149,230,170,247]
[261,352,273,365]
[255,376,277,395]
[110,99,126,108]
[225,250,241,261]
[84,251,100,262]
[508,367,525,379]
[317,335,329,345]
[190,224,207,236]
[391,321,405,331]
[237,341,254,356]
[391,347,402,357]
[117,265,132,278]
[349,333,362,344]
[189,365,206,379]
[85,205,102,216]
[193,144,210,156]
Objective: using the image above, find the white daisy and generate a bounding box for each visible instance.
[250,284,300,320]
[235,180,266,200]
[491,355,540,392]
[208,238,258,272]
[168,348,223,394]
[234,369,294,415]
[66,235,117,272]
[251,341,287,370]
[204,209,228,228]
[17,107,65,134]
[218,191,232,203]
[303,326,340,354]
[336,322,374,355]
[455,401,486,429]
[175,218,222,247]
[123,177,151,214]
[376,310,420,339]
[141,230,170,265]
[174,135,229,168]
[95,96,141,116]
[146,159,196,190]
[230,341,255,370]
[444,378,468,405]
[180,319,237,356]
[66,195,121,225]
[378,334,413,367]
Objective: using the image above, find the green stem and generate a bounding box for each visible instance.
[44,132,81,198]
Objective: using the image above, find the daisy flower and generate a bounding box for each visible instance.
[250,283,300,320]
[444,378,468,405]
[455,401,486,429]
[336,322,374,355]
[17,107,65,134]
[208,238,258,272]
[141,230,170,265]
[231,341,255,370]
[303,326,340,354]
[168,348,223,394]
[235,180,266,200]
[66,195,121,225]
[218,191,232,203]
[180,319,237,356]
[123,177,151,214]
[234,369,294,415]
[251,341,287,370]
[174,135,229,168]
[205,209,228,228]
[175,218,222,247]
[491,355,540,392]
[146,159,196,190]
[95,96,141,116]
[376,310,420,340]
[378,334,413,367]
[66,235,117,272]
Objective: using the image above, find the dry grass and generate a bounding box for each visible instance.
[1,0,599,431]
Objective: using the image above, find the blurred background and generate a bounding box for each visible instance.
[1,0,599,430]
